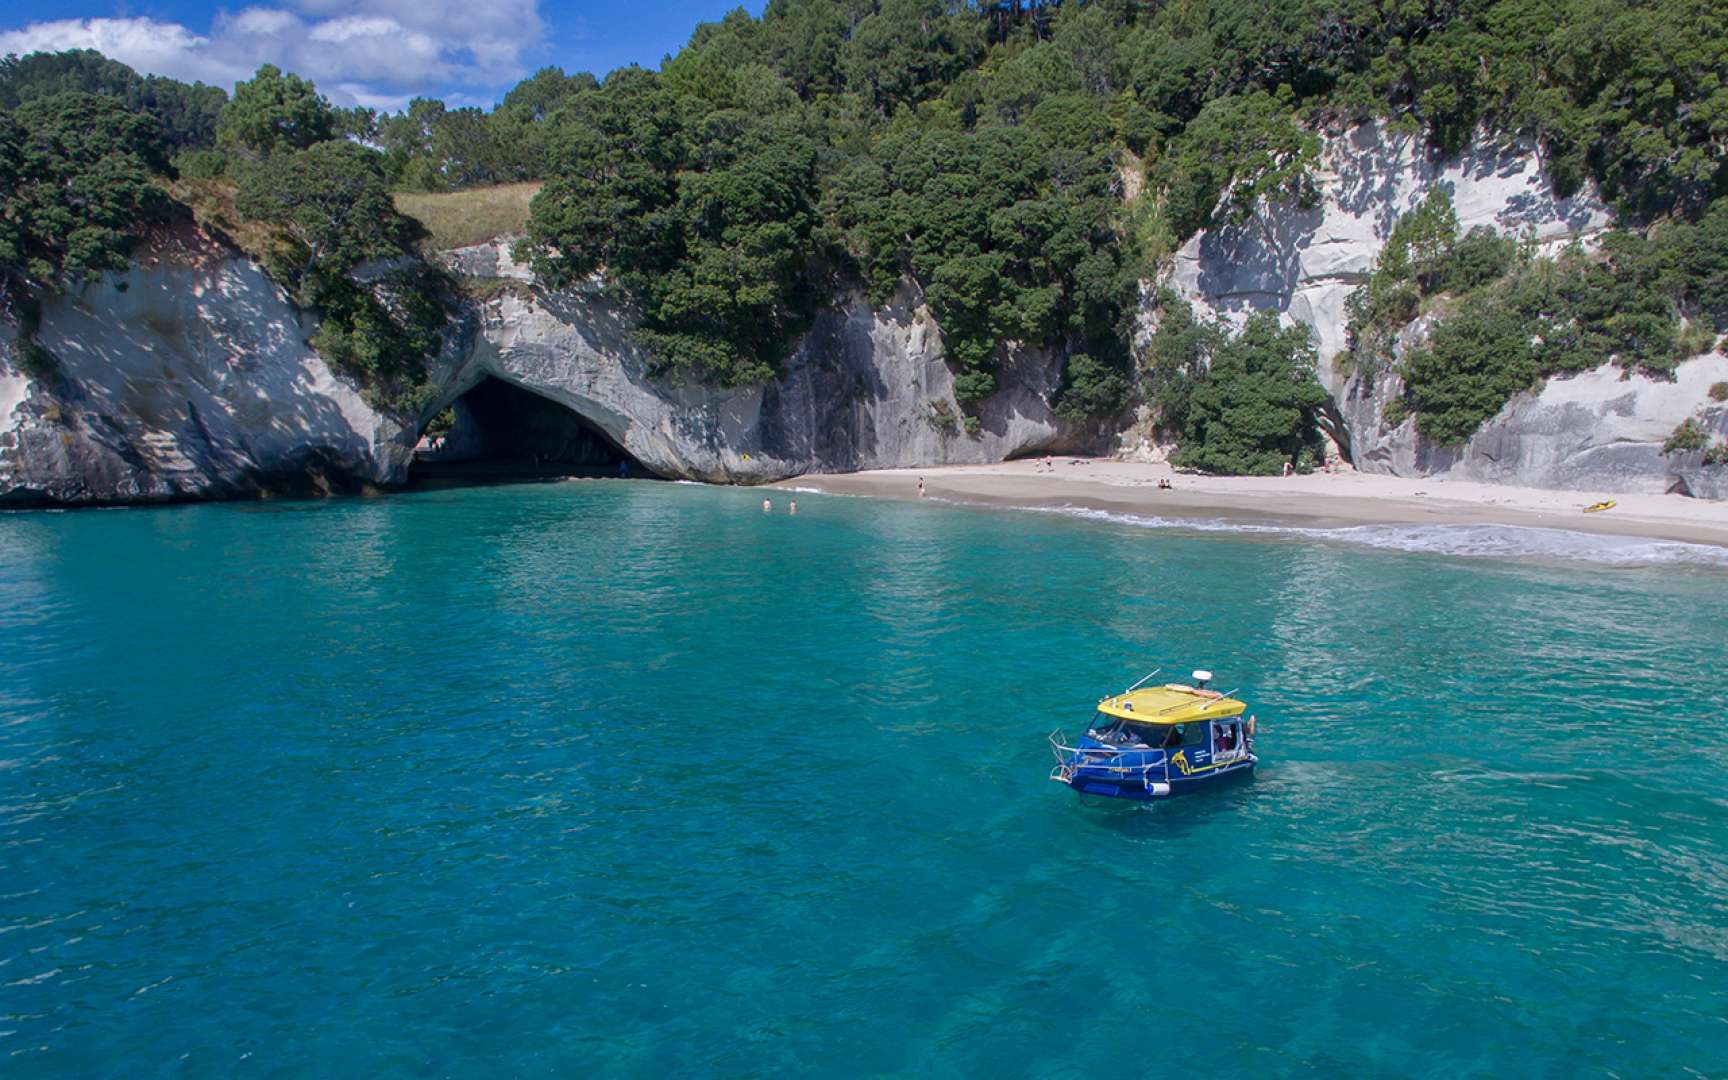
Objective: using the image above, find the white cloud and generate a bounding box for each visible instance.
[0,0,546,107]
[0,18,253,87]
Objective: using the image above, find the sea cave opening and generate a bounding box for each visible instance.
[409,376,657,484]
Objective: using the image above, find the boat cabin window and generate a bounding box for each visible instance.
[1089,718,1154,746]
[1214,720,1243,753]
[1090,716,1213,749]
[1155,724,1208,749]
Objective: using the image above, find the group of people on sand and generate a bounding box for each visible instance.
[1034,455,1091,474]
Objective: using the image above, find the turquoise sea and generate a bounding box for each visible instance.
[3,481,1727,1076]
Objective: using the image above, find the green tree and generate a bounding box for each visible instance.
[841,0,984,118]
[235,140,415,281]
[1,92,169,287]
[521,67,825,384]
[217,64,335,159]
[1141,291,1225,437]
[0,49,226,151]
[1054,352,1130,420]
[1401,297,1537,444]
[1151,93,1320,241]
[1170,312,1328,475]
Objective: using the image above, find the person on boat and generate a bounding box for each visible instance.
[1162,725,1184,749]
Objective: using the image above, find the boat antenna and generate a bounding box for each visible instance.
[1123,668,1162,693]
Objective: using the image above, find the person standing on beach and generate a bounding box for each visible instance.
[918,477,926,498]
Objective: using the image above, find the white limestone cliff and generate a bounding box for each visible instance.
[1166,120,1726,496]
[431,258,1087,483]
[0,252,413,505]
[5,118,1723,506]
[1170,121,1612,369]
[0,236,1095,504]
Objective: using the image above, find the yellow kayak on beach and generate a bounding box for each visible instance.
[1583,500,1617,513]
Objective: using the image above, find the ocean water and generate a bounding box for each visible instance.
[3,482,1726,1076]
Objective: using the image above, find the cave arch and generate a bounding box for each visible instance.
[409,375,657,483]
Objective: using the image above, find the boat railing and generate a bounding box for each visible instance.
[1047,729,1173,785]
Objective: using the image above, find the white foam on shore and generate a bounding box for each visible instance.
[1022,505,1728,568]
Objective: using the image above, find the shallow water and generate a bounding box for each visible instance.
[3,482,1726,1075]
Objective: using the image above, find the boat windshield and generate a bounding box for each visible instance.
[1089,718,1152,746]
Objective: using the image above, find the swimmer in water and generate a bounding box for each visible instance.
[789,500,797,515]
[762,498,772,512]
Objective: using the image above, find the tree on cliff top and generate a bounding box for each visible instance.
[234,139,417,281]
[217,64,336,160]
[520,66,827,386]
[0,49,227,153]
[0,93,169,291]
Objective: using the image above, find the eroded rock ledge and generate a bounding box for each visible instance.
[0,238,1102,505]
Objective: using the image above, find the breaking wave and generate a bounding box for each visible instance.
[1022,505,1728,568]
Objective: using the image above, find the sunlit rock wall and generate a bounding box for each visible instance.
[1167,120,1726,496]
[0,252,412,505]
[434,246,1094,483]
[0,235,1100,505]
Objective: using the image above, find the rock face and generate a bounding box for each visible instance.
[0,238,1096,505]
[6,118,1722,505]
[0,255,413,505]
[1171,121,1612,369]
[437,246,1090,483]
[1159,120,1728,498]
[1342,350,1728,497]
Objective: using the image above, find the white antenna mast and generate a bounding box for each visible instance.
[1123,668,1163,693]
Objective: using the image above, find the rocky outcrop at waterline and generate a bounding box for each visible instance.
[433,242,1096,484]
[0,254,414,506]
[0,237,1101,505]
[4,120,1724,506]
[1336,346,1728,501]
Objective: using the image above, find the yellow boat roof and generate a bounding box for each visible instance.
[1097,685,1246,725]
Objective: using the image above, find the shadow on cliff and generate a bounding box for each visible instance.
[29,265,395,501]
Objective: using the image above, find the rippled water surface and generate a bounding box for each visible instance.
[3,482,1726,1076]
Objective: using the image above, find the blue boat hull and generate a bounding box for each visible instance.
[1063,757,1256,801]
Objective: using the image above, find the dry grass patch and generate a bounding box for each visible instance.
[394,182,541,252]
[162,177,300,270]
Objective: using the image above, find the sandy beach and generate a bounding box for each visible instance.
[774,459,1728,550]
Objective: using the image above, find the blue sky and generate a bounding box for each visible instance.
[0,0,759,110]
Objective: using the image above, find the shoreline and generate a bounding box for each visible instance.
[772,460,1728,551]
